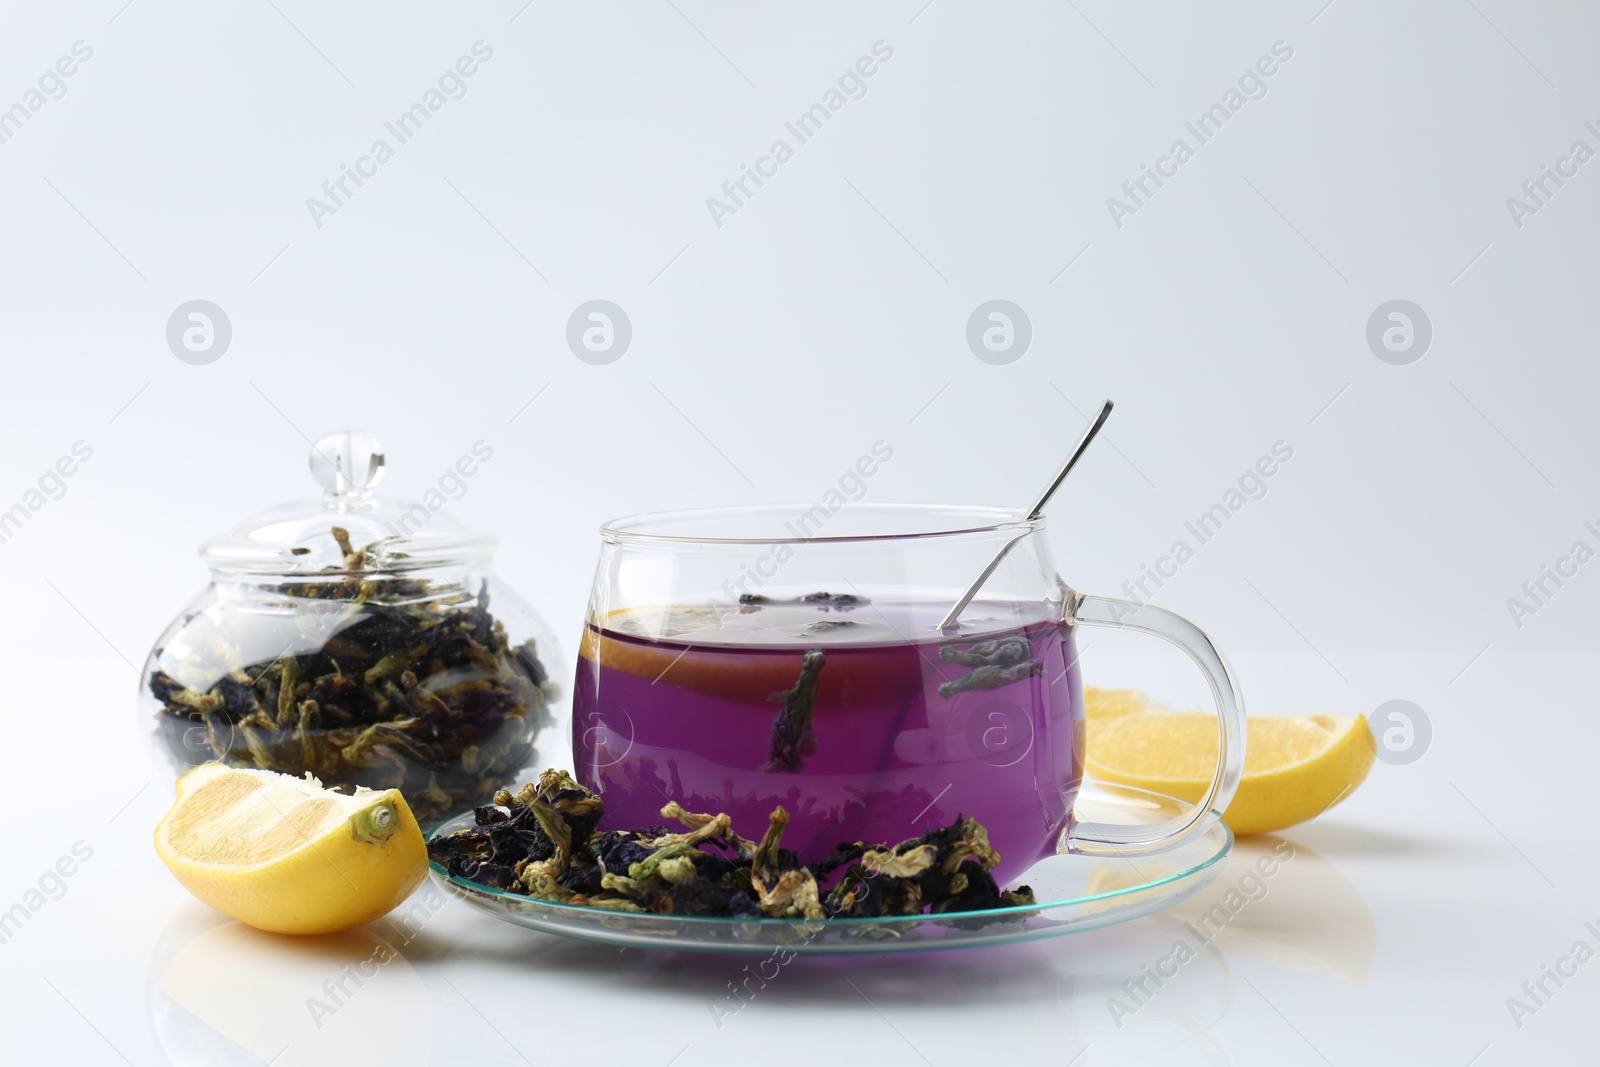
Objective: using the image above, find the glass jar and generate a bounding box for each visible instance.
[140,430,565,827]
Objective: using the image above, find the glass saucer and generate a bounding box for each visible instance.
[426,781,1232,956]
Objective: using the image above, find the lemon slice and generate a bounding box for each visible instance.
[154,764,427,935]
[579,606,916,707]
[1086,711,1376,835]
[1084,686,1161,752]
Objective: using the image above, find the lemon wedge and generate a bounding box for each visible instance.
[579,606,915,707]
[1084,686,1160,751]
[154,764,427,935]
[1085,709,1376,835]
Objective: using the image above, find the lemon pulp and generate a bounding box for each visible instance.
[1085,702,1376,835]
[154,764,427,935]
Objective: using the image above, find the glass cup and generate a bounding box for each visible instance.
[572,504,1244,883]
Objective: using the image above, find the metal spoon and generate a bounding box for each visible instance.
[938,398,1114,631]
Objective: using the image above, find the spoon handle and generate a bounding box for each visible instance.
[938,399,1114,631]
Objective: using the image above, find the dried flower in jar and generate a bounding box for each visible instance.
[149,526,557,824]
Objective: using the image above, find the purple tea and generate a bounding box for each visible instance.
[572,596,1082,883]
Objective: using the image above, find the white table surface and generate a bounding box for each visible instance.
[0,0,1595,1062]
[3,648,1590,1066]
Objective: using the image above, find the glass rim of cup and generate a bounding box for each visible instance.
[599,503,1041,547]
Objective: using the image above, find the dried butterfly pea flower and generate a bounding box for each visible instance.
[937,659,1044,697]
[860,844,937,878]
[426,769,1038,928]
[739,591,869,611]
[939,636,1035,668]
[936,631,1046,699]
[149,526,557,825]
[760,650,825,773]
[797,592,867,610]
[659,801,757,860]
[754,869,827,920]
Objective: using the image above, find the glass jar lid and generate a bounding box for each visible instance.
[199,430,495,574]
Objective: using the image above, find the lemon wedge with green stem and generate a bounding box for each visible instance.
[154,764,427,935]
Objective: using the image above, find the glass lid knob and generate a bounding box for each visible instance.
[309,430,385,498]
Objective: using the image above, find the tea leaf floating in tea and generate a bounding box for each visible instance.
[939,635,1035,668]
[803,619,858,635]
[760,649,825,773]
[937,633,1044,697]
[799,591,868,610]
[427,769,1038,926]
[937,659,1044,697]
[149,525,557,824]
[739,591,869,611]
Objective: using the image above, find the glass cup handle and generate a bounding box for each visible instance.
[1062,588,1246,857]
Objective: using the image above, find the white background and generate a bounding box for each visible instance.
[0,2,1595,1064]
